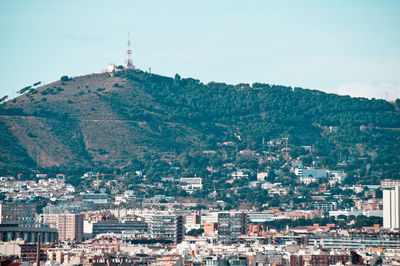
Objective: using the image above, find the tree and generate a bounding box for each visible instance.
[60,75,71,81]
[186,228,204,237]
[17,86,31,94]
[0,95,8,103]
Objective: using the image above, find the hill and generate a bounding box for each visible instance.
[1,69,400,182]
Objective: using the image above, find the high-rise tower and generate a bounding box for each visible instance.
[125,32,134,69]
[383,186,400,229]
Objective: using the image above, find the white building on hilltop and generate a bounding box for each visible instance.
[383,186,400,229]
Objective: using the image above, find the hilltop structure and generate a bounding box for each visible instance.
[102,32,135,73]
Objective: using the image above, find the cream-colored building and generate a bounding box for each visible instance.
[383,186,400,229]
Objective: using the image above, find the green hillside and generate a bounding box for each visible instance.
[0,69,399,182]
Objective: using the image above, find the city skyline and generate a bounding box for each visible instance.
[1,0,400,100]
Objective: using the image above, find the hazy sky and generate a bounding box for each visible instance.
[1,0,400,100]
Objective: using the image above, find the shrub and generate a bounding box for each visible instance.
[60,75,71,81]
[113,83,121,88]
[27,132,37,138]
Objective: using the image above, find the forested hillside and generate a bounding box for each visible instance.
[0,69,399,182]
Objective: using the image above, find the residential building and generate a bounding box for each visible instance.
[230,170,248,179]
[150,213,184,243]
[179,177,202,193]
[217,212,247,243]
[381,179,400,189]
[184,212,201,233]
[354,198,382,211]
[290,253,350,266]
[256,172,268,181]
[57,213,84,242]
[312,202,337,212]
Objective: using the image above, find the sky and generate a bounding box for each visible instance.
[1,0,400,100]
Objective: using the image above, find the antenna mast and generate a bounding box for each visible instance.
[125,32,134,69]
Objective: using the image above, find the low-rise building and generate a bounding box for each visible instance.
[179,177,203,193]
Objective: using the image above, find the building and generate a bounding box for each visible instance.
[383,186,400,229]
[0,241,46,263]
[179,177,203,193]
[184,212,201,233]
[295,168,328,179]
[217,212,247,243]
[42,204,63,214]
[156,254,183,266]
[0,224,58,243]
[230,170,249,179]
[86,220,147,236]
[80,193,110,204]
[354,198,382,211]
[0,202,36,224]
[247,212,274,223]
[256,172,268,181]
[150,214,184,243]
[290,253,350,266]
[309,234,400,250]
[381,179,400,189]
[312,202,337,212]
[57,213,84,242]
[300,176,317,184]
[203,222,218,235]
[37,214,59,228]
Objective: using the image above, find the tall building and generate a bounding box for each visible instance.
[383,186,400,229]
[217,212,247,243]
[150,214,184,243]
[57,214,84,242]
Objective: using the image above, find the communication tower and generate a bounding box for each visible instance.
[125,32,134,69]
